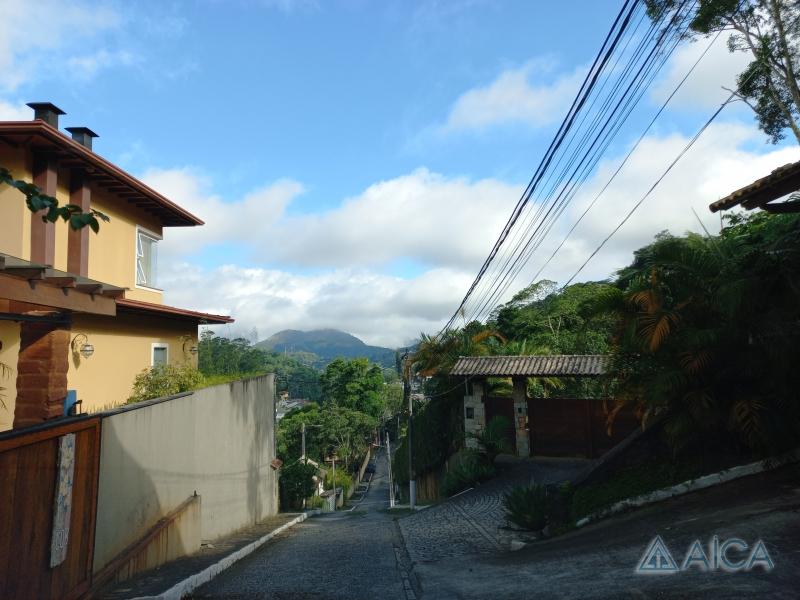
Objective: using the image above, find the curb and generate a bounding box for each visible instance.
[575,448,800,529]
[131,510,321,600]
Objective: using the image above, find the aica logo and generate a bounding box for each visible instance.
[636,535,774,574]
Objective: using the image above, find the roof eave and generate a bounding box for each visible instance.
[0,121,204,227]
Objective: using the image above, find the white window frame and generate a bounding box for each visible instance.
[135,225,162,291]
[151,343,169,366]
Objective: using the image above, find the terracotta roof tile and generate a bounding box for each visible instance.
[450,355,609,377]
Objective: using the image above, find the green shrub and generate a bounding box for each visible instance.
[306,495,325,509]
[570,459,698,521]
[279,461,318,510]
[441,451,496,497]
[470,415,513,463]
[325,466,353,499]
[504,483,572,531]
[128,363,205,403]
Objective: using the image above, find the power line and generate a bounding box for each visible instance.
[460,0,696,323]
[561,90,738,288]
[439,0,642,334]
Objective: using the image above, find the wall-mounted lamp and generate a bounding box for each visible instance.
[189,346,199,355]
[71,333,94,359]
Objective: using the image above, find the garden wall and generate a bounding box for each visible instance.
[92,375,279,573]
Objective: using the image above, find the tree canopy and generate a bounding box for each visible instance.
[320,357,385,419]
[646,0,800,143]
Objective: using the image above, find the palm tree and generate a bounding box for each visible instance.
[599,215,800,453]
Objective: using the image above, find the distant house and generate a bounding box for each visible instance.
[0,102,232,431]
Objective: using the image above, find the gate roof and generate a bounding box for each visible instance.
[450,355,608,377]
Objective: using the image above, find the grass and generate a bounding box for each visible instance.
[570,457,702,521]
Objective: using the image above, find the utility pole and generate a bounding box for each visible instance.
[403,350,416,509]
[386,431,394,508]
[301,421,306,463]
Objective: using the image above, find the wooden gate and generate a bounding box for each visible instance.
[528,398,637,458]
[484,396,516,452]
[0,416,101,600]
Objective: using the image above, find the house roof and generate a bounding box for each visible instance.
[116,297,233,325]
[0,120,203,227]
[710,160,800,213]
[450,355,609,377]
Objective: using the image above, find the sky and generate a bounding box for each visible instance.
[1,0,798,348]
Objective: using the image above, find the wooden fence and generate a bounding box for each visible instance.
[0,416,101,600]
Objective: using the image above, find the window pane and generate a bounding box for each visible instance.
[136,232,159,287]
[152,346,168,365]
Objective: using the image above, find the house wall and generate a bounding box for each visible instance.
[0,150,30,260]
[92,375,279,573]
[0,321,20,432]
[88,188,163,304]
[68,312,197,412]
[0,144,165,305]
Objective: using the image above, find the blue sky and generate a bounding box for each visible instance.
[2,0,798,346]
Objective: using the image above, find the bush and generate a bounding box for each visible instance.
[128,363,204,403]
[471,415,513,463]
[279,461,318,510]
[504,483,572,531]
[325,466,353,499]
[441,450,496,497]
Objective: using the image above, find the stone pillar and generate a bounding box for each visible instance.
[13,321,70,429]
[463,379,485,449]
[512,378,529,457]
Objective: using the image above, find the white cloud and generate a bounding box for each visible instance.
[140,167,304,261]
[515,122,800,289]
[162,262,471,348]
[651,35,751,109]
[67,50,139,81]
[0,0,123,91]
[0,99,29,121]
[146,167,521,272]
[148,122,799,347]
[443,59,585,132]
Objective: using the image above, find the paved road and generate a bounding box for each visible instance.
[399,456,589,562]
[191,449,415,600]
[411,465,800,599]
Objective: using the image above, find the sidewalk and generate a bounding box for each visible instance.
[99,512,311,599]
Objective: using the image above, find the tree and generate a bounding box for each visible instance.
[1,167,108,232]
[600,213,800,453]
[646,0,800,143]
[320,358,385,419]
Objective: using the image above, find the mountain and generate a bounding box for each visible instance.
[256,329,396,370]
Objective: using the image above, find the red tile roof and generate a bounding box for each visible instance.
[116,298,233,324]
[0,120,203,227]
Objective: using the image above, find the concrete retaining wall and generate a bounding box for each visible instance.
[92,375,278,573]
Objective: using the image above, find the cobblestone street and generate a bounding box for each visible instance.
[399,457,589,562]
[191,449,416,600]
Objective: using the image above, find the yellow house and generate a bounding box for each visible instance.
[0,103,232,431]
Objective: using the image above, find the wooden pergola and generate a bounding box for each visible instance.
[452,355,636,459]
